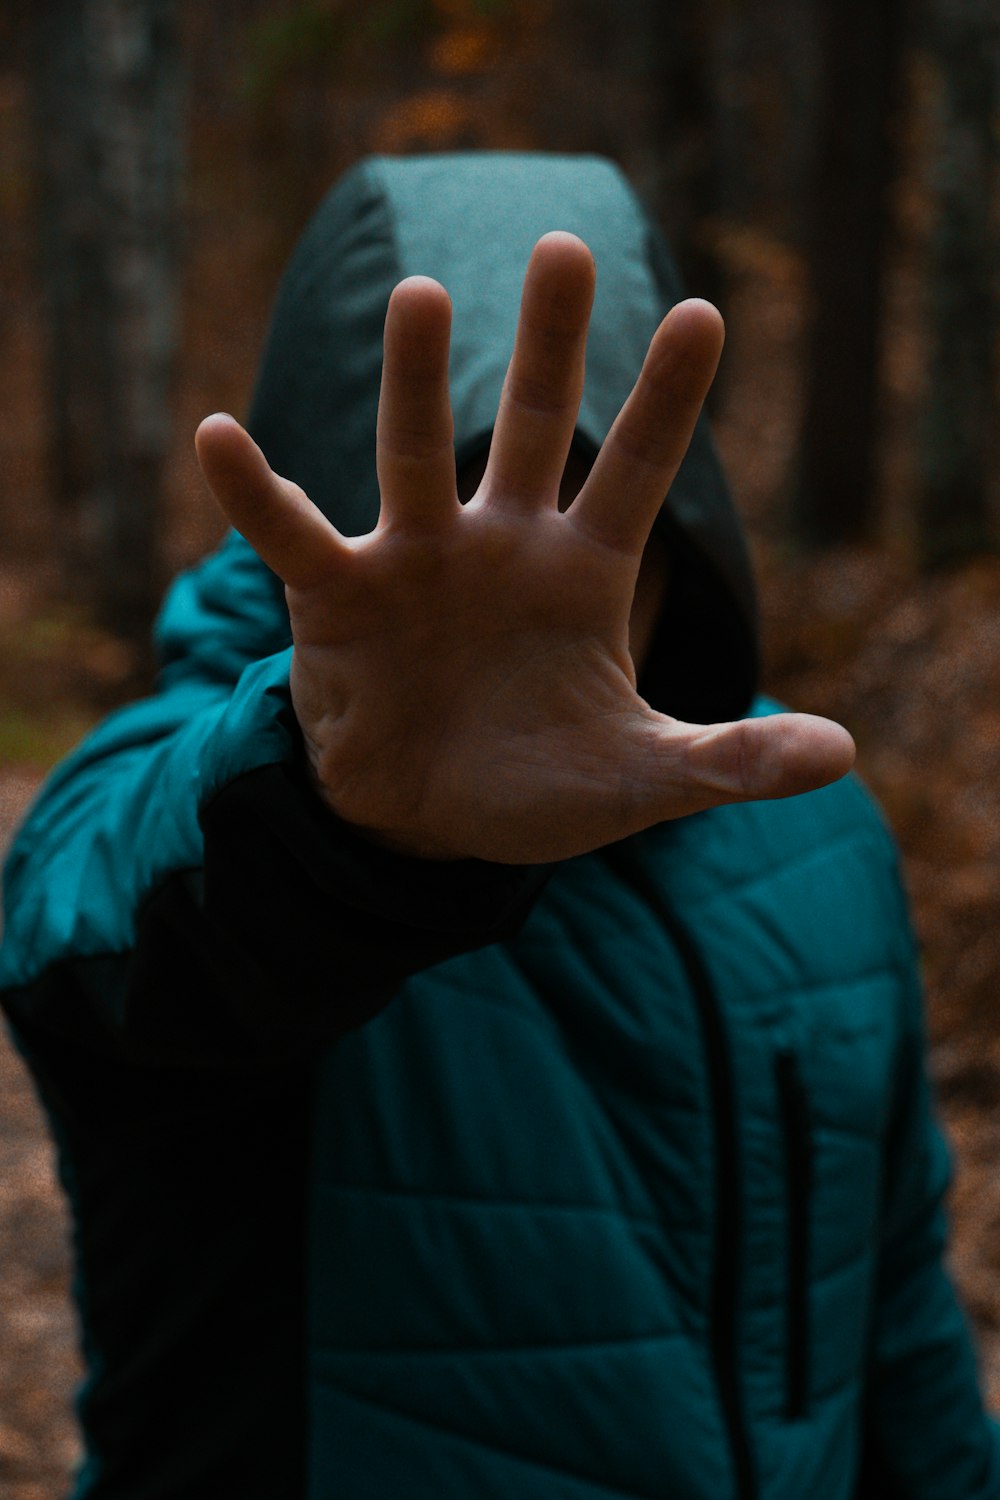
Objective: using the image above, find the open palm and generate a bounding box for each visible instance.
[195,232,854,863]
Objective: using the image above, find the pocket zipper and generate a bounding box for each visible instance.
[775,1049,813,1422]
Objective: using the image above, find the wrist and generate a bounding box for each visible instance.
[298,730,465,863]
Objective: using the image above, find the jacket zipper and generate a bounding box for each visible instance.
[659,908,757,1500]
[774,1049,813,1422]
[602,848,756,1499]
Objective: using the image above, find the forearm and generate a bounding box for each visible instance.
[0,651,546,1070]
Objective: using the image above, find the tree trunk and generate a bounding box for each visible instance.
[29,0,185,640]
[644,0,722,307]
[542,1,712,293]
[699,0,823,249]
[918,0,1000,567]
[794,0,904,546]
[674,0,823,417]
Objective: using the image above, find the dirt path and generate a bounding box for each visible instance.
[0,773,82,1500]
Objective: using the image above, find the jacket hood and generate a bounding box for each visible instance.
[247,152,759,722]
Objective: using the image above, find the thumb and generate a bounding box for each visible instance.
[663,711,857,812]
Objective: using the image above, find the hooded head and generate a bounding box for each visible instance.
[247,152,759,723]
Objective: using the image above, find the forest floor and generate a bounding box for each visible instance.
[1,192,999,1500]
[0,785,83,1498]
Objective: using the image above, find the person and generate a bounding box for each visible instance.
[1,152,997,1500]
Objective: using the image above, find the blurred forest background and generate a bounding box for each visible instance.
[1,0,999,1493]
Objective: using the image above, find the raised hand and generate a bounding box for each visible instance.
[195,233,854,864]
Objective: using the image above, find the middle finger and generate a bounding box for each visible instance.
[480,232,596,513]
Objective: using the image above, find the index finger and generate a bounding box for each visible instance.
[568,300,724,554]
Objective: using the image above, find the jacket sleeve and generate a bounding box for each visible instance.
[857,871,1000,1498]
[0,533,548,1071]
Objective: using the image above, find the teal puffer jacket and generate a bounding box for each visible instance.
[2,154,998,1500]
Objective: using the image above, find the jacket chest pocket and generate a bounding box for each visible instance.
[775,1049,812,1421]
[773,990,898,1421]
